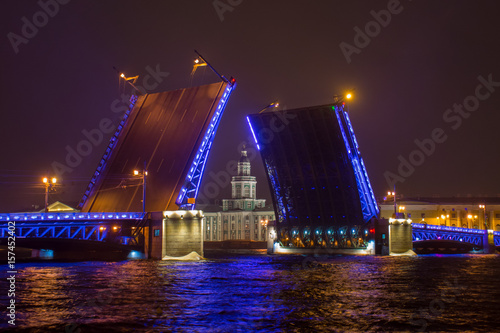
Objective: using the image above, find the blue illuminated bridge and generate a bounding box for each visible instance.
[2,75,499,256]
[412,223,500,253]
[1,75,236,259]
[0,212,147,259]
[2,213,498,255]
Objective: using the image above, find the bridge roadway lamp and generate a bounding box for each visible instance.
[479,204,487,229]
[134,167,148,214]
[42,177,57,213]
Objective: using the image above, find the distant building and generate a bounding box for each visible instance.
[379,197,500,231]
[38,201,78,213]
[203,147,274,241]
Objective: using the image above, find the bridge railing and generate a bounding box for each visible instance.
[0,212,144,222]
[412,223,487,235]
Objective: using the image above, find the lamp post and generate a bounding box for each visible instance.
[42,177,56,212]
[479,204,487,229]
[386,189,397,215]
[260,218,268,241]
[134,167,147,214]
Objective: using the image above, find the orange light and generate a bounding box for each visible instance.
[346,93,352,99]
[113,226,118,231]
[100,226,105,231]
[120,73,125,78]
[51,177,57,184]
[43,177,48,183]
[134,170,139,176]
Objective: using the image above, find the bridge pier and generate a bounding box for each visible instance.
[388,218,415,255]
[144,210,204,259]
[483,230,496,254]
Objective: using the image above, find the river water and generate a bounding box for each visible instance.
[2,253,500,332]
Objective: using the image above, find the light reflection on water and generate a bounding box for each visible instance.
[2,254,500,332]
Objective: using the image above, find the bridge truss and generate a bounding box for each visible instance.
[0,212,144,245]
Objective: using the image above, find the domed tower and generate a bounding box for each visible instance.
[223,146,265,211]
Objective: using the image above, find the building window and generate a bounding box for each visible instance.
[451,213,456,219]
[154,229,160,237]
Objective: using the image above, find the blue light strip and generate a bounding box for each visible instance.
[177,82,236,209]
[264,159,286,223]
[334,105,379,222]
[0,212,144,221]
[412,223,487,234]
[247,117,261,150]
[78,95,139,209]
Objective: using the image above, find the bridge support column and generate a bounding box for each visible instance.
[161,210,204,259]
[389,218,415,255]
[483,230,496,254]
[267,221,276,254]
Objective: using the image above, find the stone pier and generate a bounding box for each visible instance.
[145,210,204,259]
[389,218,415,255]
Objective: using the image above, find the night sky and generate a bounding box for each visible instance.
[1,0,500,212]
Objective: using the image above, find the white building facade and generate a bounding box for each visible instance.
[204,147,274,241]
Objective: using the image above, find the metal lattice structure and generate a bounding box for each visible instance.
[0,212,143,244]
[412,223,486,246]
[79,95,138,208]
[177,83,235,209]
[334,105,378,222]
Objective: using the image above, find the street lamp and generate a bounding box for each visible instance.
[133,167,148,214]
[386,189,397,215]
[260,219,268,241]
[259,102,279,113]
[479,204,487,229]
[333,91,355,104]
[42,177,57,212]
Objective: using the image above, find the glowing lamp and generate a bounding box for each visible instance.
[346,93,352,99]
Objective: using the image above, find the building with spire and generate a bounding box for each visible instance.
[203,146,274,242]
[223,147,266,211]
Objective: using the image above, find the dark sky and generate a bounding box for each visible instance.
[1,0,500,212]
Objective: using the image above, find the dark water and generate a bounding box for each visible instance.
[2,254,500,332]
